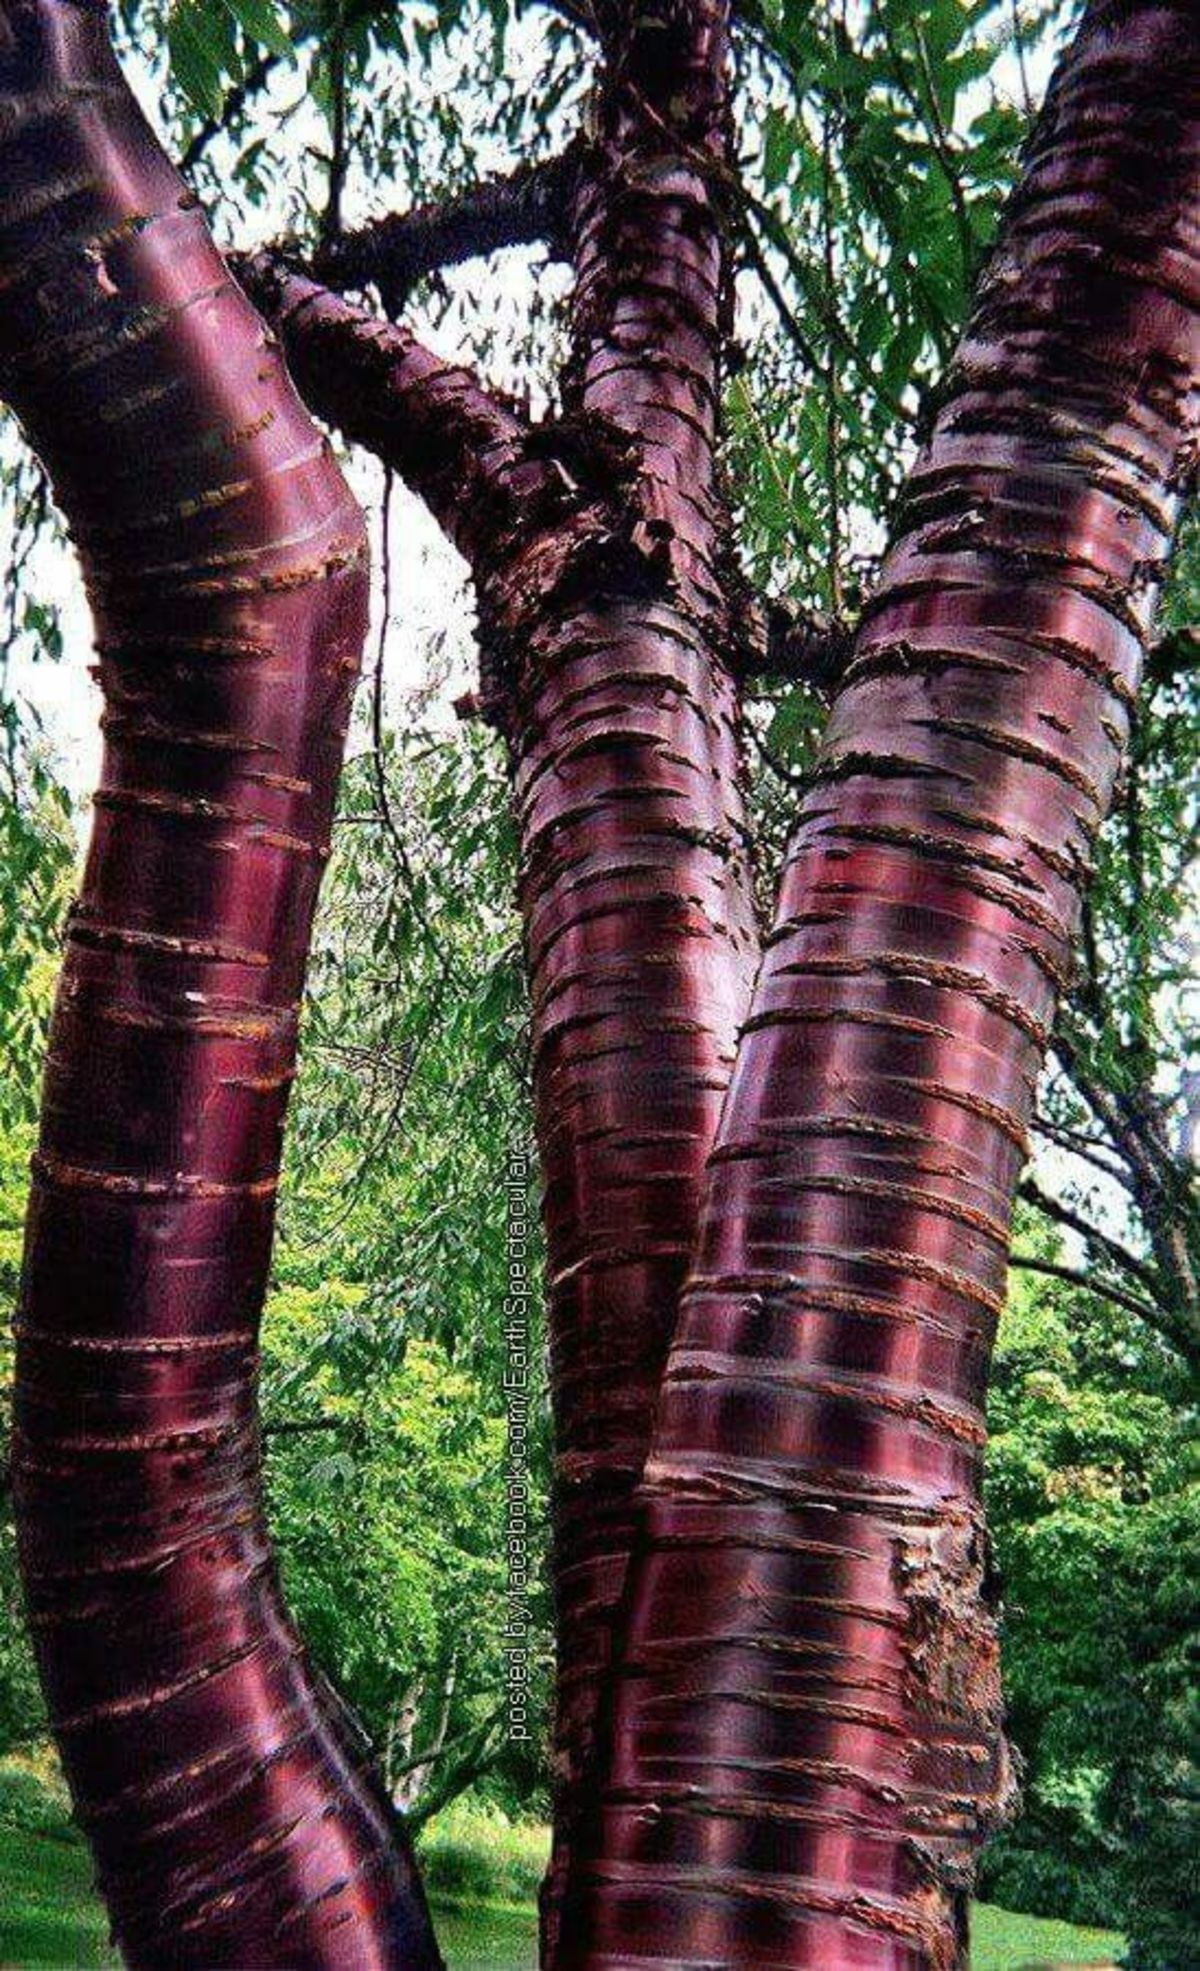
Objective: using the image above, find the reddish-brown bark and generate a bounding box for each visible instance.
[559,3,1200,1965]
[517,6,758,1933]
[10,0,1196,1959]
[247,4,760,1944]
[1,4,438,1962]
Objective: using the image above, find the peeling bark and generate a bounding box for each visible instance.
[560,4,1200,1964]
[247,7,762,1948]
[14,0,1192,1958]
[0,4,438,1963]
[512,3,760,1943]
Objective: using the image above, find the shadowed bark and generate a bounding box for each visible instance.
[0,3,439,1963]
[559,4,1200,1965]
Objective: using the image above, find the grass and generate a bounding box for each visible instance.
[972,1902,1124,1968]
[0,1821,116,1969]
[0,1755,1126,1969]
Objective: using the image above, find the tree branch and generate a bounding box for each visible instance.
[323,0,350,248]
[310,145,584,311]
[1054,1021,1180,1196]
[738,216,823,374]
[404,1705,507,1831]
[180,0,407,175]
[181,49,282,171]
[736,188,918,428]
[1032,1110,1135,1191]
[1011,1250,1199,1373]
[740,592,853,689]
[1145,622,1198,688]
[236,255,542,566]
[1010,1254,1162,1330]
[1018,1174,1160,1294]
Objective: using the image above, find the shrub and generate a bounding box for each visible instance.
[416,1797,548,1910]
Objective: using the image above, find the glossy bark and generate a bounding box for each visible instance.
[560,4,1200,1965]
[246,6,761,1947]
[521,5,759,1940]
[1,4,439,1963]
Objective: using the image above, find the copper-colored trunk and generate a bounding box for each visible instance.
[238,9,764,1926]
[562,4,1200,1964]
[514,5,759,1943]
[1,4,438,1962]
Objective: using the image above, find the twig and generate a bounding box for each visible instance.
[1018,1174,1159,1293]
[182,49,281,171]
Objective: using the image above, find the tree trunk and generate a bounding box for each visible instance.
[561,4,1200,1965]
[511,1,759,1940]
[244,4,761,1945]
[0,4,438,1963]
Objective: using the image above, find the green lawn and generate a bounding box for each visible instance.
[0,1823,114,1969]
[972,1900,1124,1968]
[0,1818,1125,1970]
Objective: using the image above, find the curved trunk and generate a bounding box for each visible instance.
[1,5,438,1964]
[562,3,1200,1965]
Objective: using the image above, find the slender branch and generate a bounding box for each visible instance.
[1055,1021,1179,1194]
[0,464,50,803]
[367,463,468,985]
[877,12,974,281]
[1012,1250,1199,1371]
[180,0,404,174]
[739,218,822,372]
[1010,1254,1161,1328]
[1145,622,1198,686]
[738,190,918,427]
[310,145,584,311]
[1018,1174,1159,1293]
[740,593,853,688]
[1033,1111,1135,1190]
[1075,887,1106,1024]
[405,1707,508,1832]
[820,85,843,611]
[1010,0,1034,119]
[1169,810,1200,889]
[747,718,812,789]
[323,0,349,246]
[388,1707,493,1789]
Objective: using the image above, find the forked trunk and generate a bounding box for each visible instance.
[1,4,438,1962]
[561,4,1200,1964]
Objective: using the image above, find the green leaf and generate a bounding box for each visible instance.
[167,0,230,118]
[763,107,795,194]
[219,0,294,59]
